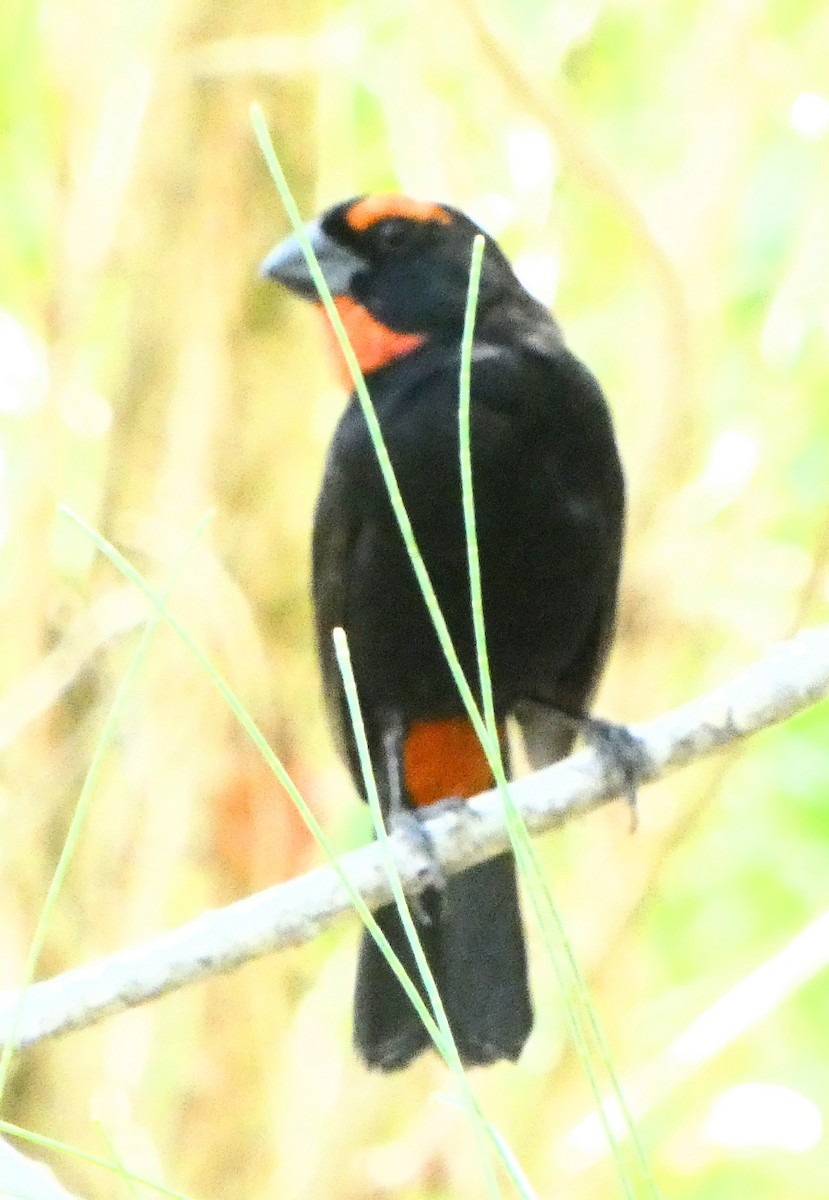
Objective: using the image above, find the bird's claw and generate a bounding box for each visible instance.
[583,718,649,832]
[389,807,448,922]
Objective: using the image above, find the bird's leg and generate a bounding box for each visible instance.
[381,714,406,821]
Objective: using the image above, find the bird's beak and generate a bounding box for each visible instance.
[259,220,366,301]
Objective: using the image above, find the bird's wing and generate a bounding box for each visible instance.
[311,441,366,786]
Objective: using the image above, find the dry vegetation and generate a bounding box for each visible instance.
[1,1,828,1197]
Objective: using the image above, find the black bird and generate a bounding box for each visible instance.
[261,194,626,1070]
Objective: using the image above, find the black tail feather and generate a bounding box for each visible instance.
[353,852,532,1070]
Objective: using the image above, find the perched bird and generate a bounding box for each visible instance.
[261,194,626,1071]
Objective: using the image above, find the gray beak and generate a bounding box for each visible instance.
[259,219,366,301]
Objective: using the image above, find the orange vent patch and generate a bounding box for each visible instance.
[403,717,503,809]
[346,194,450,232]
[316,295,425,386]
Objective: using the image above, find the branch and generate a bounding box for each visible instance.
[0,588,147,754]
[1,628,828,1052]
[451,0,682,289]
[448,0,698,528]
[561,904,829,1165]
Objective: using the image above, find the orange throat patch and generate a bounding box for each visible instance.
[316,296,425,388]
[403,717,505,809]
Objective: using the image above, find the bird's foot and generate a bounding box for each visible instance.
[388,806,451,923]
[582,718,649,832]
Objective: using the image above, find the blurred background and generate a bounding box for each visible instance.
[1,0,828,1196]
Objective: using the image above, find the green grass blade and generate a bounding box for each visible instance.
[251,104,487,746]
[456,236,633,1190]
[0,510,215,1107]
[456,242,660,1198]
[92,1118,141,1200]
[58,511,519,1199]
[459,234,497,740]
[332,629,450,1059]
[56,508,464,1073]
[332,627,505,1200]
[0,1118,195,1200]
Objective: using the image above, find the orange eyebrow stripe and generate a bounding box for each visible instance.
[403,718,504,809]
[346,194,451,232]
[315,296,425,385]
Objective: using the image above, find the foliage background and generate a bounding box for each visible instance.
[1,0,828,1196]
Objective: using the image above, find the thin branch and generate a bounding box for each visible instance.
[448,0,697,527]
[0,588,148,754]
[561,904,829,1165]
[451,0,682,293]
[1,628,828,1052]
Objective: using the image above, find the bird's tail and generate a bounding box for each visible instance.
[353,851,532,1070]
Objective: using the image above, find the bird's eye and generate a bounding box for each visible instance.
[373,218,412,252]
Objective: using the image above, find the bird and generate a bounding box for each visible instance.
[260,193,626,1071]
